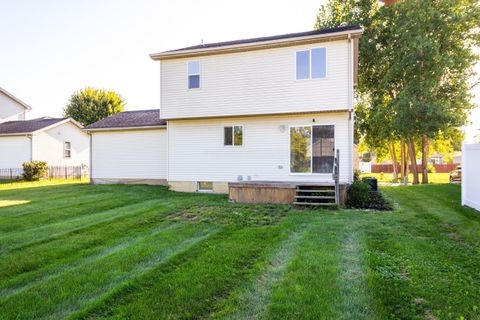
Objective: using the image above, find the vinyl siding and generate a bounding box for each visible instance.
[33,122,90,166]
[0,93,26,123]
[160,40,352,119]
[167,112,353,184]
[91,129,167,179]
[0,136,31,168]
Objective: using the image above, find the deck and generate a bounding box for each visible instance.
[228,181,347,205]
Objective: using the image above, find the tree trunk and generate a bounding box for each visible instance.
[421,135,429,184]
[390,142,398,181]
[404,142,409,179]
[400,142,406,182]
[407,138,419,184]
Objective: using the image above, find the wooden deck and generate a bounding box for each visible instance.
[228,181,347,205]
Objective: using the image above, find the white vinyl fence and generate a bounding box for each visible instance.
[462,143,480,211]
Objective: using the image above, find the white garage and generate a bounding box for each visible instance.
[85,110,168,185]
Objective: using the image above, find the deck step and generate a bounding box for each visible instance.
[295,189,335,193]
[294,202,337,206]
[295,195,335,199]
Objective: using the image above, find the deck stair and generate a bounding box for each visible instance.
[294,185,337,206]
[294,149,340,207]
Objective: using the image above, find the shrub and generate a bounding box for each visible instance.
[22,161,48,181]
[345,180,371,208]
[427,163,436,173]
[368,191,393,211]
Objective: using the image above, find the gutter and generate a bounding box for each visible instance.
[83,125,167,133]
[150,29,363,60]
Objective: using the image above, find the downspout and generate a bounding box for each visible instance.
[27,134,33,161]
[88,132,93,183]
[348,33,354,183]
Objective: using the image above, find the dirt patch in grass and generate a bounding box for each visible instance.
[168,205,290,226]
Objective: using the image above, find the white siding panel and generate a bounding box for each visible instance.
[92,130,167,179]
[33,122,90,166]
[462,143,480,211]
[0,136,31,168]
[0,92,26,123]
[160,40,351,119]
[168,112,353,184]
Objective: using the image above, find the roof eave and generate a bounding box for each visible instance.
[0,87,32,111]
[150,28,363,61]
[83,125,167,132]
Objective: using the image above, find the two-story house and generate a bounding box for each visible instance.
[86,25,363,204]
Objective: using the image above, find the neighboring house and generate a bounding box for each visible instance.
[87,25,362,201]
[0,86,31,123]
[85,110,167,184]
[0,117,90,168]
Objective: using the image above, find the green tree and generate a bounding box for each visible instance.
[315,0,480,184]
[63,88,125,126]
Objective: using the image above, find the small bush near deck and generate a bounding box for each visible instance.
[345,180,371,208]
[367,191,393,211]
[346,181,393,211]
[22,161,48,181]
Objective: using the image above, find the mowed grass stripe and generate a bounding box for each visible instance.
[0,190,117,218]
[0,193,145,232]
[335,223,380,320]
[264,216,346,320]
[0,199,171,252]
[76,226,286,320]
[0,221,178,298]
[0,223,219,320]
[365,187,480,319]
[0,195,221,282]
[215,227,307,320]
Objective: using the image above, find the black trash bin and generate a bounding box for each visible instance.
[363,177,378,191]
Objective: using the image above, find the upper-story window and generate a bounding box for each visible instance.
[188,61,200,89]
[296,48,326,80]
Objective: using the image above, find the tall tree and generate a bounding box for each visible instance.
[63,88,125,126]
[315,0,480,184]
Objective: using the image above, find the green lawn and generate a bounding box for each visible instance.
[0,182,478,319]
[361,172,450,184]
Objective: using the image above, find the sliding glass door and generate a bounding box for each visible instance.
[290,125,335,174]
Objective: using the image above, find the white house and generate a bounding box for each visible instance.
[0,87,90,169]
[87,25,363,204]
[85,110,167,184]
[0,86,31,123]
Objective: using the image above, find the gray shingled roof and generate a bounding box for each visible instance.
[85,109,166,130]
[0,118,67,135]
[162,25,362,53]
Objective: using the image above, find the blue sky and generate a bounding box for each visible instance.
[1,0,478,141]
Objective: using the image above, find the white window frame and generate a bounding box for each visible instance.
[223,125,244,147]
[288,124,336,175]
[294,47,327,81]
[63,141,72,159]
[188,61,200,89]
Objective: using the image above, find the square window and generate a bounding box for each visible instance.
[198,181,213,191]
[224,126,243,146]
[295,48,326,80]
[188,75,200,89]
